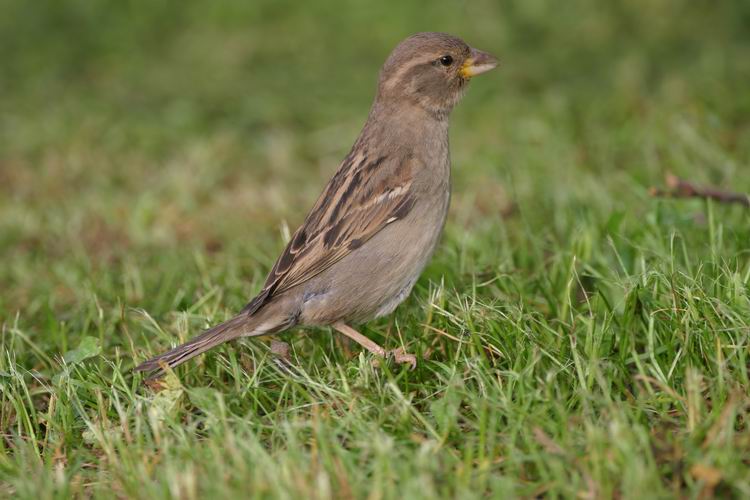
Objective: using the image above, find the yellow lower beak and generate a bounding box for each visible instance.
[460,48,499,79]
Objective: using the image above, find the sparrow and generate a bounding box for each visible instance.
[135,32,498,375]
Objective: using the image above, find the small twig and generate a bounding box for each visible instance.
[649,173,750,207]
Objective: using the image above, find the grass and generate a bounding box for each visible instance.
[1,0,750,497]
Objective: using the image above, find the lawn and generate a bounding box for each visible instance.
[1,0,750,497]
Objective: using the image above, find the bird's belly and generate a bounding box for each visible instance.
[298,189,449,325]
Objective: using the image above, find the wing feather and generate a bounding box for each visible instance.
[242,152,416,315]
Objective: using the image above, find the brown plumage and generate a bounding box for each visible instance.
[135,32,498,376]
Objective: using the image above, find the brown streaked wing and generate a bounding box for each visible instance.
[242,152,416,315]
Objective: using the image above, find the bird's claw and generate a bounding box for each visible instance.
[388,347,417,370]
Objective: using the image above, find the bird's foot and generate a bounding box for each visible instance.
[332,322,416,370]
[270,339,291,360]
[388,347,417,370]
[270,339,295,374]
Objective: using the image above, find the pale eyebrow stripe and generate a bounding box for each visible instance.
[382,57,435,90]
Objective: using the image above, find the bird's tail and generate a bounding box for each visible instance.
[134,314,252,375]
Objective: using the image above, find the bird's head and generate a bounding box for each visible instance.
[376,32,498,117]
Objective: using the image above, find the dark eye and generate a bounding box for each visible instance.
[439,55,453,66]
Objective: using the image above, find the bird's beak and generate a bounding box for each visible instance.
[460,48,499,79]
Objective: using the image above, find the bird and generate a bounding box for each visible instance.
[135,32,498,376]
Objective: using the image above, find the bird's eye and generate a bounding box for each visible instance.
[439,55,453,66]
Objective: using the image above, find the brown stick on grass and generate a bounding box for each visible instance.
[649,173,750,207]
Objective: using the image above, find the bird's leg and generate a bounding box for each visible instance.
[268,338,295,374]
[332,322,416,369]
[334,334,355,359]
[270,339,291,361]
[332,322,386,356]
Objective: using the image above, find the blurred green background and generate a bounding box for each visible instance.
[1,0,749,315]
[1,0,750,497]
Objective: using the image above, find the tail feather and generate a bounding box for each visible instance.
[134,315,249,374]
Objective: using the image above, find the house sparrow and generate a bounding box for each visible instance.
[135,32,498,375]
